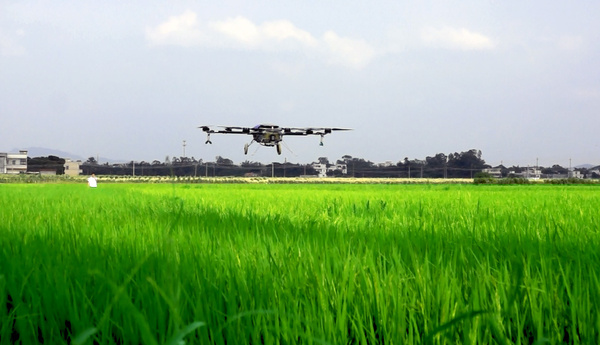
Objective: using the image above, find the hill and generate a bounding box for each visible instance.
[13,147,117,163]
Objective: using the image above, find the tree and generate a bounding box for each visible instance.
[551,164,568,175]
[28,156,66,174]
[345,157,375,177]
[399,158,426,178]
[447,149,486,177]
[85,157,97,165]
[216,156,234,165]
[242,161,263,167]
[426,153,447,169]
[423,153,446,178]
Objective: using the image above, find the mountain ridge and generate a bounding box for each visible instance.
[12,147,121,163]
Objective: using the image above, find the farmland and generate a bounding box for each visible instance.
[1,183,599,344]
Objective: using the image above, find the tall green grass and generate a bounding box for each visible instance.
[1,183,599,344]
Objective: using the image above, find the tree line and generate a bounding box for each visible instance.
[27,149,598,179]
[78,149,490,178]
[27,156,65,174]
[79,156,318,177]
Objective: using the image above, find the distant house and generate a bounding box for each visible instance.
[378,161,395,167]
[568,170,583,179]
[482,167,503,178]
[64,159,82,176]
[312,163,328,178]
[0,150,28,174]
[550,174,568,179]
[330,163,348,175]
[39,169,57,176]
[311,162,348,177]
[509,167,541,180]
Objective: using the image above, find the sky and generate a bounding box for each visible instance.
[1,1,599,167]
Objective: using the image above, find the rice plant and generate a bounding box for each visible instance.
[1,183,599,344]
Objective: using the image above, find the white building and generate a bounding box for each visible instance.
[509,167,541,180]
[64,159,82,176]
[568,170,583,179]
[378,161,395,167]
[0,150,28,174]
[482,167,503,178]
[312,163,328,178]
[311,162,348,177]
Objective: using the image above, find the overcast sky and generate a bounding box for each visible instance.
[1,1,599,166]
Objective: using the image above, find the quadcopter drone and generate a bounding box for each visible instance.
[199,124,351,155]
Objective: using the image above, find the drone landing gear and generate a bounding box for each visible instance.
[277,142,282,155]
[244,141,255,155]
[319,134,325,146]
[205,133,212,144]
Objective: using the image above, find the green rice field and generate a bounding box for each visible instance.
[1,183,599,344]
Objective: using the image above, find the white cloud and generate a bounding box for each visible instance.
[145,10,204,47]
[209,16,261,47]
[261,20,317,47]
[146,12,375,69]
[421,26,495,50]
[322,31,376,69]
[209,17,319,51]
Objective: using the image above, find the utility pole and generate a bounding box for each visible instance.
[569,158,572,178]
[182,140,187,157]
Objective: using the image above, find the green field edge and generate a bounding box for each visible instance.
[3,174,600,185]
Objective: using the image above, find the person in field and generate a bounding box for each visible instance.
[87,173,97,188]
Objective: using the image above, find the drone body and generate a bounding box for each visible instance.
[199,124,351,155]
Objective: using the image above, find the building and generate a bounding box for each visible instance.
[311,162,348,177]
[330,163,348,175]
[378,161,395,167]
[568,170,583,179]
[509,167,541,180]
[0,150,28,174]
[64,159,82,176]
[312,163,328,178]
[39,169,57,176]
[482,167,503,178]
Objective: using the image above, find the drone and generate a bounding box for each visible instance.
[199,124,351,155]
